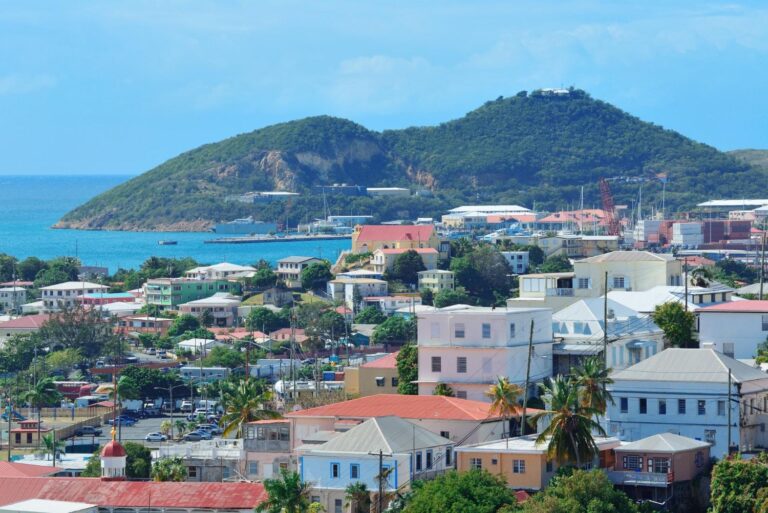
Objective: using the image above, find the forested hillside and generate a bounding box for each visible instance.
[57,89,767,231]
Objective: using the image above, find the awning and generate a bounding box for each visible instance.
[552,343,602,356]
[625,340,655,349]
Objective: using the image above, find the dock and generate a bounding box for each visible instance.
[204,234,351,244]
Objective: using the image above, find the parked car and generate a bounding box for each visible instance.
[196,423,223,436]
[183,431,204,442]
[180,401,193,413]
[75,425,102,437]
[145,432,167,442]
[146,348,156,355]
[193,430,213,440]
[106,416,136,426]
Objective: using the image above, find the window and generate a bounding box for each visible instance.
[612,276,626,289]
[391,377,399,387]
[509,323,516,338]
[222,467,231,479]
[431,356,442,372]
[330,462,340,478]
[454,323,465,338]
[311,496,320,504]
[456,391,467,399]
[653,458,670,474]
[513,460,526,473]
[457,356,467,373]
[350,464,360,479]
[470,458,482,470]
[334,499,343,513]
[415,452,422,471]
[625,455,643,471]
[705,429,716,444]
[620,397,628,414]
[248,462,259,476]
[189,466,198,478]
[678,399,686,415]
[762,315,768,331]
[445,447,452,466]
[546,460,554,473]
[718,400,726,416]
[698,400,706,415]
[440,430,450,439]
[482,323,491,339]
[577,278,591,289]
[639,398,647,414]
[375,377,385,387]
[426,449,433,469]
[658,399,666,415]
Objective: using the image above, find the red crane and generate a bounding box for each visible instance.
[599,178,622,236]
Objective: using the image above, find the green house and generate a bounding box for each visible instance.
[144,278,242,310]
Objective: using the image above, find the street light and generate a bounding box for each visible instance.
[154,383,189,440]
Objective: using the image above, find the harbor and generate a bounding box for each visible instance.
[204,233,351,244]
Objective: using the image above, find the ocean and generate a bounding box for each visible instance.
[0,175,348,273]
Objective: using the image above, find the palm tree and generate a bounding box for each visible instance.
[24,377,62,447]
[531,375,607,468]
[219,379,280,438]
[374,466,395,513]
[174,419,188,439]
[485,376,523,439]
[256,469,312,513]
[345,482,372,513]
[572,356,614,417]
[151,457,188,481]
[41,433,64,462]
[159,420,172,436]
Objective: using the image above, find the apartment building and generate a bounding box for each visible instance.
[40,281,109,312]
[418,269,455,293]
[144,278,241,310]
[698,301,768,359]
[275,256,323,289]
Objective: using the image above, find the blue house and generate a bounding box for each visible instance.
[298,416,454,513]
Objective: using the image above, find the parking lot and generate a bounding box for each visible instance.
[68,415,197,449]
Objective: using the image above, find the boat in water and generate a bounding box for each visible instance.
[214,216,278,235]
[158,240,178,245]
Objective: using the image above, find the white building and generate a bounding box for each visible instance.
[501,251,530,274]
[326,278,388,309]
[0,287,26,313]
[447,205,532,216]
[606,348,768,458]
[361,295,422,315]
[40,281,109,312]
[185,263,256,281]
[416,305,553,402]
[179,293,242,328]
[698,301,768,359]
[276,256,324,289]
[418,269,455,293]
[552,298,664,374]
[177,338,221,355]
[608,284,736,315]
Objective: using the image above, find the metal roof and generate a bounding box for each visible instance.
[615,433,710,453]
[581,251,674,263]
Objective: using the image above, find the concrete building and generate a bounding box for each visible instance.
[456,435,619,491]
[326,278,388,309]
[40,282,109,312]
[179,293,242,328]
[608,284,736,315]
[115,316,172,336]
[609,433,711,507]
[153,439,244,482]
[144,278,241,310]
[501,251,530,274]
[244,420,292,481]
[416,305,553,402]
[0,314,50,343]
[0,287,26,313]
[351,225,439,255]
[606,348,768,458]
[552,298,664,374]
[276,256,324,289]
[185,263,257,281]
[698,301,768,359]
[344,352,400,397]
[361,295,421,315]
[371,247,438,274]
[418,269,455,293]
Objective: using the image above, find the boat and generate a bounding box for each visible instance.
[158,240,178,245]
[213,216,278,235]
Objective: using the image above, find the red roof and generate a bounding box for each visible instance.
[356,225,435,243]
[378,248,438,254]
[0,314,50,330]
[361,352,399,369]
[0,462,61,478]
[699,301,768,313]
[286,394,504,421]
[678,256,715,267]
[210,327,263,340]
[0,477,267,509]
[101,440,126,458]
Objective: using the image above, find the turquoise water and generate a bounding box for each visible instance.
[0,175,348,273]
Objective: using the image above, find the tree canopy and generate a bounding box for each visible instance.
[396,343,418,395]
[402,470,517,513]
[652,302,697,348]
[300,261,334,291]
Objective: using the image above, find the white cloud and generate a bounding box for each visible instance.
[0,73,56,95]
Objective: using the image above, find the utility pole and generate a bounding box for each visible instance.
[727,368,732,454]
[684,257,689,312]
[603,271,608,357]
[520,319,534,438]
[6,398,12,461]
[760,233,766,301]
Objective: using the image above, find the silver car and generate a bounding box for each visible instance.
[145,432,168,442]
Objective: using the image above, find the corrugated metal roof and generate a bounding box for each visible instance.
[611,348,768,384]
[698,300,768,313]
[581,251,674,263]
[615,433,710,453]
[308,416,451,455]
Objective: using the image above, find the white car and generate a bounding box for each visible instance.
[145,432,167,442]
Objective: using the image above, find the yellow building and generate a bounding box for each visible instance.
[371,248,439,274]
[344,352,399,397]
[455,435,620,490]
[417,269,455,292]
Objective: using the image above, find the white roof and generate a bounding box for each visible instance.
[97,301,144,313]
[417,269,454,275]
[615,433,710,453]
[0,499,96,513]
[449,205,532,214]
[456,434,619,455]
[188,262,256,273]
[611,348,768,384]
[180,293,241,306]
[697,199,768,208]
[420,304,549,316]
[580,251,675,264]
[178,338,217,347]
[0,287,25,292]
[40,281,108,291]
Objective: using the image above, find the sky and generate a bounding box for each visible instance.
[1,1,767,175]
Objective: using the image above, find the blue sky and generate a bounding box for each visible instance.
[1,1,767,175]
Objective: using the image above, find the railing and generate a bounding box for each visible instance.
[244,439,291,452]
[607,470,671,487]
[546,288,574,297]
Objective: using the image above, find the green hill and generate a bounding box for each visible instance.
[57,89,767,231]
[729,149,768,171]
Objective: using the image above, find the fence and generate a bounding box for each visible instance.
[16,406,115,420]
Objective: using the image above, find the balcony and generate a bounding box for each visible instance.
[546,288,574,297]
[244,439,291,453]
[608,470,672,487]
